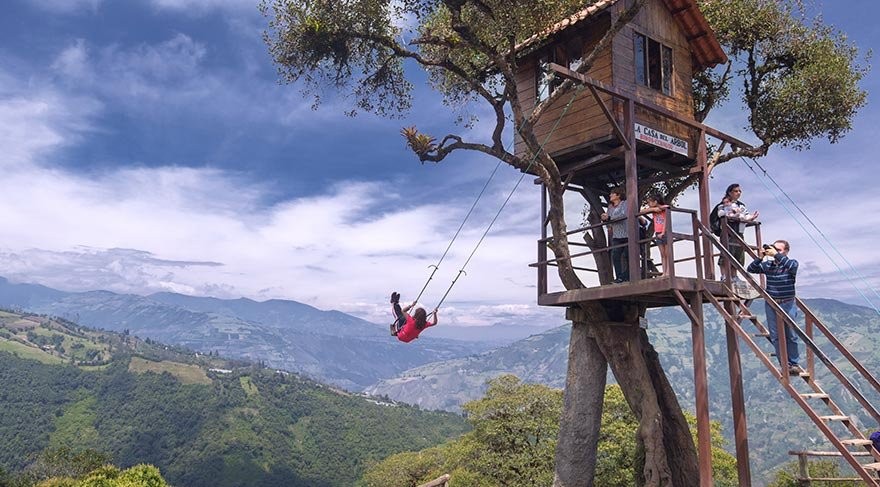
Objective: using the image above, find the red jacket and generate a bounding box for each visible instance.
[397,315,436,343]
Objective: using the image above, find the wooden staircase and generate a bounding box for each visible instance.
[702,229,880,485]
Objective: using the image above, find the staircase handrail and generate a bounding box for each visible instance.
[796,297,880,398]
[697,220,880,424]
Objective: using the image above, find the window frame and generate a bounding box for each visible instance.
[535,36,584,102]
[633,31,674,96]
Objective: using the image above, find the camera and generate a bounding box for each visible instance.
[762,244,772,250]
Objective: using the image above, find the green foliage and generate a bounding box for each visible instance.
[697,0,868,150]
[35,464,169,487]
[362,378,738,486]
[261,0,587,117]
[0,351,468,487]
[461,375,562,486]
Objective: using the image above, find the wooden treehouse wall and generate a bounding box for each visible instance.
[515,1,700,162]
[613,0,696,154]
[514,14,614,159]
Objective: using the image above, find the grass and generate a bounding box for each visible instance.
[240,376,260,398]
[0,338,65,364]
[50,394,100,450]
[129,356,212,385]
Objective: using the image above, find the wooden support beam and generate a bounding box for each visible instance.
[548,63,755,150]
[623,99,641,283]
[588,84,631,150]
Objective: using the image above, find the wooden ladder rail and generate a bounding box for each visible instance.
[796,298,880,397]
[704,290,880,486]
[730,294,878,451]
[700,222,880,483]
[703,223,880,425]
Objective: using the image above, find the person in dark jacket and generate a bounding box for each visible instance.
[747,239,802,375]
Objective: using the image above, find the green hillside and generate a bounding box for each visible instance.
[0,311,469,487]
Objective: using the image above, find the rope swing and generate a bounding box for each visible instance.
[421,82,586,313]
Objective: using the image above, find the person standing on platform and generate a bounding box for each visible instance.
[747,239,803,375]
[713,183,759,275]
[601,187,631,283]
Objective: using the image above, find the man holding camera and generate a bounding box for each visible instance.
[747,240,803,375]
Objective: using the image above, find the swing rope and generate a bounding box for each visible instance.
[411,159,504,305]
[432,83,586,312]
[739,156,880,316]
[406,77,551,308]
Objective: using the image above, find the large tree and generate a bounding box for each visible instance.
[262,0,866,485]
[359,379,737,487]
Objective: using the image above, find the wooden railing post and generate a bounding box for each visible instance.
[805,314,815,381]
[666,209,676,278]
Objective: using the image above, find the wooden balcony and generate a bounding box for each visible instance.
[533,207,764,308]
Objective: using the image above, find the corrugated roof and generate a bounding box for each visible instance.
[514,0,727,69]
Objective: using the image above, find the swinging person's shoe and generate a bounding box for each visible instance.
[390,292,400,304]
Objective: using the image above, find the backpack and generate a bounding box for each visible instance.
[871,431,880,452]
[709,203,722,236]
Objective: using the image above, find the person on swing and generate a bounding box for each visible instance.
[390,292,438,343]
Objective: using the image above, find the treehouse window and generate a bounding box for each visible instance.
[634,33,673,95]
[536,37,583,102]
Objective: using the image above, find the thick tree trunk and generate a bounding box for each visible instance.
[590,309,699,487]
[542,163,697,486]
[553,321,608,487]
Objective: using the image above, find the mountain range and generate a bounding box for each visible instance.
[0,309,467,486]
[0,277,494,390]
[4,276,878,480]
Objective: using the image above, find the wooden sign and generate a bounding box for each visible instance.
[634,123,688,156]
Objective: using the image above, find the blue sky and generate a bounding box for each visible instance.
[1,0,878,327]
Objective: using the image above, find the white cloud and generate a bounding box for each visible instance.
[0,76,558,325]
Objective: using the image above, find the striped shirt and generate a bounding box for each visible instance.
[747,254,798,300]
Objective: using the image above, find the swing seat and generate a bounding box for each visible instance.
[390,323,398,336]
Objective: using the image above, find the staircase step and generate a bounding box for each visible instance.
[819,415,850,422]
[739,314,757,320]
[864,462,880,471]
[800,393,829,399]
[840,439,873,446]
[753,332,770,337]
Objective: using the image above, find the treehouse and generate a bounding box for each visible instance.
[513,1,880,485]
[514,0,741,308]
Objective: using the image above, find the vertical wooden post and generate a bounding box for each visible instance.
[697,130,714,280]
[539,184,548,295]
[623,99,640,282]
[690,291,713,486]
[692,213,704,281]
[755,224,765,288]
[805,314,815,379]
[778,309,790,383]
[724,297,753,486]
[797,454,809,486]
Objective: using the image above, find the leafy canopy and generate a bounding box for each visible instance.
[697,0,868,154]
[261,0,587,116]
[359,376,737,486]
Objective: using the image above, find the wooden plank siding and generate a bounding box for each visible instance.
[612,0,698,157]
[515,0,701,161]
[515,15,614,158]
